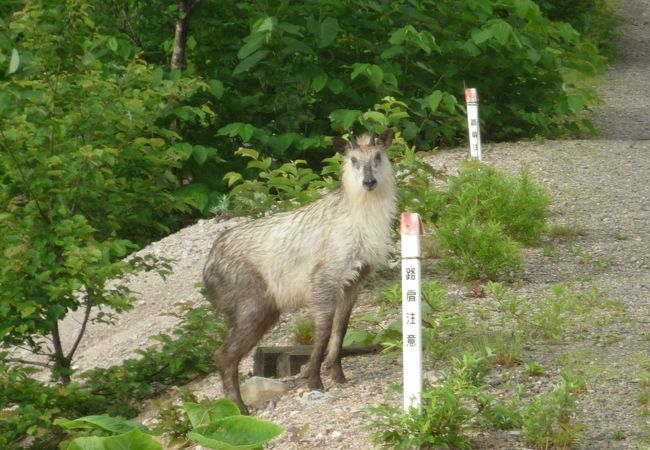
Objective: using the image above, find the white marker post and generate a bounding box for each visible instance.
[465,88,482,160]
[401,212,423,412]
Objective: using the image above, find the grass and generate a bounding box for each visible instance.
[364,272,634,449]
[290,315,314,345]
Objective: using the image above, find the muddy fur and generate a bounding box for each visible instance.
[203,129,396,413]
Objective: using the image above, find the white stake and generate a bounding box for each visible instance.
[401,212,423,412]
[465,88,482,160]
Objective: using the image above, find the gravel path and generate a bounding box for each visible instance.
[46,1,650,449]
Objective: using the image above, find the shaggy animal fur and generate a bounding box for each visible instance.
[203,129,396,413]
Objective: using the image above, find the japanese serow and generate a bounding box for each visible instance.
[203,129,396,413]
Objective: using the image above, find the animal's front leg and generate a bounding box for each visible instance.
[324,294,355,383]
[306,285,338,390]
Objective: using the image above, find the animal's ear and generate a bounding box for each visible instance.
[377,128,394,149]
[333,136,349,154]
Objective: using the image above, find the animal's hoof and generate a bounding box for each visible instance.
[332,374,347,384]
[307,378,324,391]
[330,367,347,384]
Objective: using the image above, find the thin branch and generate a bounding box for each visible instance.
[0,130,50,224]
[66,293,93,361]
[5,357,51,369]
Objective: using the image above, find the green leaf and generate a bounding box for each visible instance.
[556,23,579,42]
[184,399,240,429]
[425,90,444,112]
[193,145,208,164]
[9,48,19,74]
[566,94,584,113]
[151,67,163,87]
[208,80,224,99]
[489,20,512,46]
[327,78,344,94]
[363,111,388,126]
[54,415,148,434]
[223,172,243,187]
[442,93,458,114]
[187,416,283,450]
[314,17,339,48]
[367,65,384,86]
[329,109,361,130]
[381,45,404,59]
[108,37,118,52]
[344,329,370,346]
[280,37,315,56]
[312,72,328,92]
[237,33,266,60]
[67,429,161,450]
[471,28,492,45]
[233,50,268,75]
[350,63,369,80]
[175,184,210,211]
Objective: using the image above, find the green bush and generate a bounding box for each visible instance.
[0,305,224,449]
[436,163,550,279]
[87,0,606,206]
[534,0,619,58]
[370,351,490,449]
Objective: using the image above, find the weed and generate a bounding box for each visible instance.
[370,351,489,449]
[525,362,547,377]
[547,223,587,240]
[290,315,314,345]
[435,163,549,280]
[477,394,523,430]
[542,244,562,258]
[522,372,587,449]
[639,361,650,416]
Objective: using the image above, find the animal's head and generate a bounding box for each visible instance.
[333,129,394,196]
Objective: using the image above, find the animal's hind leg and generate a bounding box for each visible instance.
[216,300,279,415]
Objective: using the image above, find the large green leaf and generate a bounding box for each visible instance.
[187,416,283,450]
[174,183,210,212]
[233,50,268,75]
[314,17,339,48]
[184,399,241,429]
[67,429,161,450]
[54,415,148,434]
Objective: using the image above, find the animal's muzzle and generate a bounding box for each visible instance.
[363,178,378,191]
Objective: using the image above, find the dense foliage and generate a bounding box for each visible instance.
[84,0,606,214]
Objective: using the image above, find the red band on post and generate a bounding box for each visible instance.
[400,212,424,235]
[464,88,479,103]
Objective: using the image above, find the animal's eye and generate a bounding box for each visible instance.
[350,156,359,166]
[374,153,382,164]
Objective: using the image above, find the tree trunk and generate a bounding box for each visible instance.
[171,0,201,70]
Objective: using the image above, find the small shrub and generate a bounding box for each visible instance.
[522,373,586,449]
[525,362,547,377]
[370,383,475,449]
[435,163,549,280]
[370,351,490,449]
[443,164,551,245]
[290,315,314,345]
[81,304,225,416]
[477,394,524,430]
[439,219,522,280]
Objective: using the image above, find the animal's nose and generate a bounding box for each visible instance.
[363,178,377,190]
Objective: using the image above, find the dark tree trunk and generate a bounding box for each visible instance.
[171,0,201,70]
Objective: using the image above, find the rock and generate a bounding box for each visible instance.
[299,390,333,406]
[240,376,289,409]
